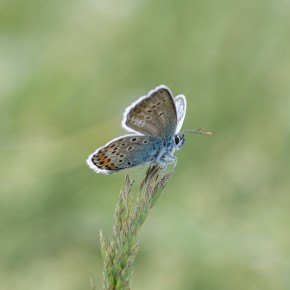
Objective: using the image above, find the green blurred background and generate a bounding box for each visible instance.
[1,0,290,289]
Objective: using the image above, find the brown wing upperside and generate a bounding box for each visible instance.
[122,86,177,139]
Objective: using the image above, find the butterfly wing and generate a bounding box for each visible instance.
[174,94,187,133]
[122,85,177,139]
[86,135,162,174]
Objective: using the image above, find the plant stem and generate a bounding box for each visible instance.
[96,165,173,290]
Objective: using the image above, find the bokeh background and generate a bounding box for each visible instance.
[1,0,290,289]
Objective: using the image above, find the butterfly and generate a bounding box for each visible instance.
[86,85,211,174]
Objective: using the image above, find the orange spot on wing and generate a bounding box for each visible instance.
[107,163,115,170]
[95,149,116,170]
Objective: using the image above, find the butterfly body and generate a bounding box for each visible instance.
[87,85,210,174]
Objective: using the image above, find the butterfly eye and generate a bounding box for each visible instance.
[174,135,180,145]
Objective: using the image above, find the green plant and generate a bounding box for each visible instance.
[95,165,172,290]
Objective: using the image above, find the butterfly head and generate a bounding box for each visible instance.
[173,133,185,151]
[173,128,212,152]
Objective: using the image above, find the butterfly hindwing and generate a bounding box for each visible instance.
[87,135,162,174]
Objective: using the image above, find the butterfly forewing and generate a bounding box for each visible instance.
[87,135,162,174]
[123,86,177,139]
[174,95,187,133]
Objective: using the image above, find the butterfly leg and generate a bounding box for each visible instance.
[158,154,177,177]
[171,158,178,172]
[164,154,178,174]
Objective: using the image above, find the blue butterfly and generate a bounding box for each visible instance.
[87,85,211,174]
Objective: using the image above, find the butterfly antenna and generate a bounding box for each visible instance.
[181,128,212,135]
